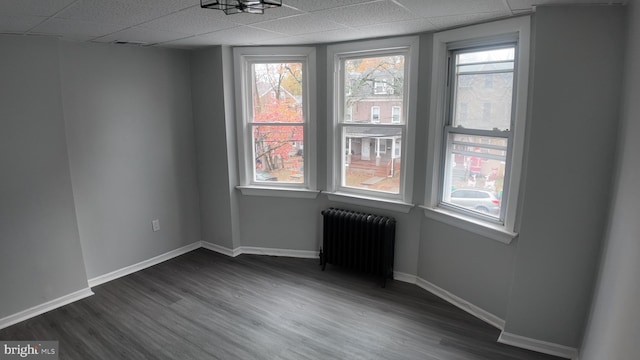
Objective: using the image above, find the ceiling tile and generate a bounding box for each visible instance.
[56,0,183,26]
[142,7,238,35]
[158,36,215,48]
[0,15,47,33]
[157,41,199,50]
[428,11,510,29]
[167,25,287,46]
[355,18,437,38]
[397,0,510,17]
[283,0,376,12]
[0,0,77,17]
[506,0,626,11]
[93,26,190,44]
[315,0,418,28]
[250,35,312,45]
[251,14,347,35]
[299,28,369,44]
[30,18,125,38]
[126,0,198,11]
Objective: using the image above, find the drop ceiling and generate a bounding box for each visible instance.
[0,0,628,49]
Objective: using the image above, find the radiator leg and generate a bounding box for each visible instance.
[320,249,327,271]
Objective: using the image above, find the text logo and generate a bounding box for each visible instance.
[1,342,58,359]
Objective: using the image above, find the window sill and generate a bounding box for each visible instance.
[420,206,517,244]
[325,192,414,213]
[237,186,320,199]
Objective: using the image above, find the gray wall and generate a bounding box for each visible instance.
[581,2,640,359]
[190,46,240,250]
[418,220,517,320]
[415,26,516,320]
[60,42,201,279]
[0,36,89,318]
[503,7,625,347]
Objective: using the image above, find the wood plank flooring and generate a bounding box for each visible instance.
[0,249,563,359]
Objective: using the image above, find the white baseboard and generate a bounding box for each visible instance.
[0,287,93,330]
[393,271,418,284]
[415,277,506,330]
[498,331,579,359]
[88,242,201,287]
[239,246,319,259]
[201,242,319,259]
[201,241,239,257]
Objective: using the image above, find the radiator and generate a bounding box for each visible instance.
[320,208,396,287]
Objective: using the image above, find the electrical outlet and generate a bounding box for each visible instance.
[152,219,160,232]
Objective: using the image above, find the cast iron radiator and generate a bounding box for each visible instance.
[320,208,396,287]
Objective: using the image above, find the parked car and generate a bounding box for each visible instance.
[255,172,277,181]
[449,189,500,215]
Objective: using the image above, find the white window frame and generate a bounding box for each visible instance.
[379,140,387,154]
[327,36,419,213]
[234,46,318,199]
[373,79,386,95]
[391,106,401,123]
[371,106,380,123]
[422,17,531,243]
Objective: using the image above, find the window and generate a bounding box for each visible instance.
[345,105,352,122]
[424,17,530,242]
[328,37,418,210]
[373,79,386,94]
[444,46,514,220]
[234,47,317,197]
[392,106,401,123]
[371,106,380,123]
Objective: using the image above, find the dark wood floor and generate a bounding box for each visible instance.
[0,248,562,359]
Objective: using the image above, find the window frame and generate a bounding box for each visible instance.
[327,36,419,213]
[371,106,381,123]
[373,79,386,95]
[233,46,318,199]
[423,17,531,243]
[392,106,401,123]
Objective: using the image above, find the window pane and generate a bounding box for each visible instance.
[443,134,507,218]
[343,55,404,124]
[251,63,304,123]
[392,106,401,123]
[458,48,514,65]
[371,106,380,123]
[452,47,514,131]
[253,125,304,183]
[342,126,402,194]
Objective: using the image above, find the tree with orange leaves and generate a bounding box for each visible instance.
[252,62,304,172]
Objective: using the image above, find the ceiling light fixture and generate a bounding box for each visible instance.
[200,0,282,15]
